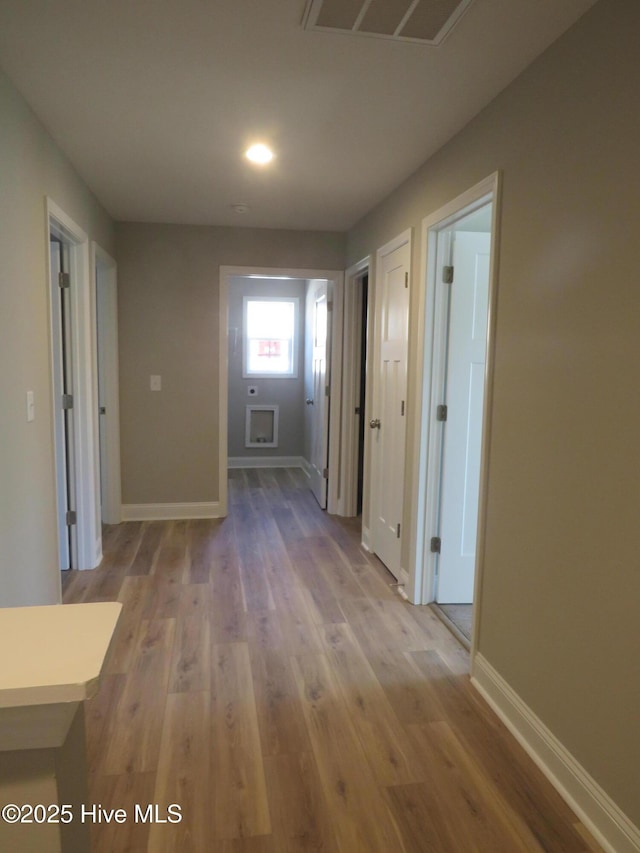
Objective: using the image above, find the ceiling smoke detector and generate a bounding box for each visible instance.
[301,0,474,46]
[232,203,250,214]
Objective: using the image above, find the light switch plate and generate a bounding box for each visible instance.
[150,375,162,391]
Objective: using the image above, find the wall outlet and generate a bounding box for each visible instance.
[248,385,258,396]
[150,375,162,391]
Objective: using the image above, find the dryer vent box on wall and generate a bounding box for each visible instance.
[246,405,279,448]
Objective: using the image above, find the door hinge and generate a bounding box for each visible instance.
[322,468,329,479]
[396,523,401,538]
[62,394,74,410]
[58,271,70,289]
[430,536,441,554]
[327,301,333,312]
[99,406,106,415]
[355,406,360,414]
[66,510,77,526]
[401,400,405,416]
[404,271,409,288]
[325,386,330,397]
[436,404,448,422]
[442,265,454,284]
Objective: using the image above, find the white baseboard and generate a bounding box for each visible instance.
[471,654,640,853]
[299,457,311,478]
[228,456,306,469]
[361,525,371,552]
[121,502,222,521]
[93,537,103,568]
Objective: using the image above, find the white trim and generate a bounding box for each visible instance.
[299,456,311,478]
[407,172,501,655]
[122,502,223,521]
[472,654,640,853]
[228,456,307,469]
[220,265,344,519]
[361,524,372,552]
[93,243,121,525]
[338,256,370,518]
[46,198,102,573]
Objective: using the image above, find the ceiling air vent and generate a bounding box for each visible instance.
[302,0,474,46]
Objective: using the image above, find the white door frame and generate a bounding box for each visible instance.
[407,173,501,651]
[93,243,122,525]
[219,265,344,517]
[46,198,102,571]
[337,256,371,518]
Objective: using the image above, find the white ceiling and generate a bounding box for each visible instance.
[0,0,596,232]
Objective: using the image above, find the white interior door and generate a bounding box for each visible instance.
[308,281,330,508]
[436,231,490,603]
[95,250,122,526]
[50,236,76,571]
[96,264,108,520]
[371,235,410,578]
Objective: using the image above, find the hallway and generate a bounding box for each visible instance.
[63,468,601,852]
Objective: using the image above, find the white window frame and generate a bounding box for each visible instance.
[242,295,299,378]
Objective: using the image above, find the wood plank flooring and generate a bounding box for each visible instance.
[63,468,602,852]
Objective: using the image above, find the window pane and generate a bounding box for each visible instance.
[245,299,296,376]
[247,337,292,373]
[247,301,294,340]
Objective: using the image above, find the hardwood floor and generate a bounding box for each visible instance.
[63,468,603,852]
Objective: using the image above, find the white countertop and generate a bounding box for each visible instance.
[0,602,122,708]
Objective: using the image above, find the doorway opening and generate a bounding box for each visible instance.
[47,199,103,576]
[356,273,369,515]
[408,173,500,656]
[220,266,344,517]
[432,209,492,614]
[337,259,371,521]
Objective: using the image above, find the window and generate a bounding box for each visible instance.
[243,297,298,377]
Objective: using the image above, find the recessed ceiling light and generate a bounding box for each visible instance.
[245,143,274,165]
[232,203,250,214]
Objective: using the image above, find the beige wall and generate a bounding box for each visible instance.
[116,223,345,505]
[0,67,114,608]
[348,0,639,826]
